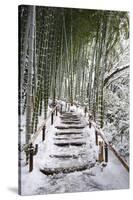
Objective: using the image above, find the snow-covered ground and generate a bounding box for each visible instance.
[19,105,129,196]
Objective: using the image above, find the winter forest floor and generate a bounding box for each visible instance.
[20,105,129,196]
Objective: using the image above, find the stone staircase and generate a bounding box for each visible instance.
[40,111,96,175]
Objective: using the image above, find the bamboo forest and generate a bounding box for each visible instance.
[19,5,129,195]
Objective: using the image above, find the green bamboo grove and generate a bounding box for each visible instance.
[19,5,129,145]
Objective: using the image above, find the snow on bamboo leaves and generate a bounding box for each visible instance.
[19,6,129,151]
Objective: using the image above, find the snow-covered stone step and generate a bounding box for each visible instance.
[55,131,83,136]
[49,154,86,159]
[40,163,94,175]
[61,118,80,121]
[47,147,94,161]
[53,138,86,143]
[60,119,81,123]
[61,113,79,116]
[50,146,87,156]
[54,137,84,140]
[56,128,83,133]
[60,114,79,117]
[59,114,79,118]
[61,121,81,124]
[54,142,86,147]
[55,125,85,129]
[61,113,77,116]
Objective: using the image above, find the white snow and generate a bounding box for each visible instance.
[19,106,129,195]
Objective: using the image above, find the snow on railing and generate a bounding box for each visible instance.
[73,102,129,172]
[22,104,59,152]
[22,104,60,172]
[89,119,129,172]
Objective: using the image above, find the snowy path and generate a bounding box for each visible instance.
[20,111,129,195]
[39,112,96,173]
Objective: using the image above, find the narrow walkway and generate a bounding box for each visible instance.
[40,111,96,175]
[21,110,129,195]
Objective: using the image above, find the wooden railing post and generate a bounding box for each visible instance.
[60,104,62,115]
[65,102,67,111]
[51,112,54,125]
[95,130,98,145]
[56,106,58,116]
[29,143,34,172]
[25,151,29,165]
[84,106,87,117]
[86,119,129,171]
[34,144,38,155]
[99,141,104,162]
[89,121,91,128]
[89,114,92,128]
[104,143,108,162]
[42,125,46,141]
[68,103,70,112]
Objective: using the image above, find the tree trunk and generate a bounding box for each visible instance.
[26,6,35,144]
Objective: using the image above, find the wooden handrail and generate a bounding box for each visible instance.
[90,120,129,172]
[57,101,129,172]
[22,104,59,152]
